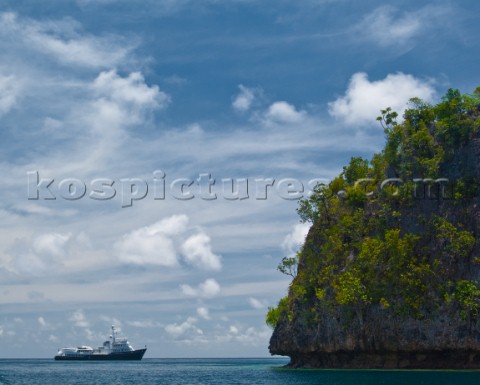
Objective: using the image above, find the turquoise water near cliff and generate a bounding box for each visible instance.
[1,358,480,385]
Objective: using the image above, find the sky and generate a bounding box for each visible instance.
[0,0,479,358]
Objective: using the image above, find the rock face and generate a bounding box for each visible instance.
[268,90,480,368]
[270,307,480,368]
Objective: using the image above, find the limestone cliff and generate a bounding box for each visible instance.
[268,89,480,368]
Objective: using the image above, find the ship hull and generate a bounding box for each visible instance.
[55,348,146,361]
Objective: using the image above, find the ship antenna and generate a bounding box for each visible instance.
[112,325,116,344]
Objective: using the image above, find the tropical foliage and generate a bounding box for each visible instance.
[268,88,480,328]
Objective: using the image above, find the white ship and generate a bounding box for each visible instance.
[54,326,146,361]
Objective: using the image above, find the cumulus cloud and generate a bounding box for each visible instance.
[196,307,210,320]
[282,223,310,258]
[357,5,450,48]
[232,85,256,112]
[115,216,223,272]
[32,233,72,258]
[88,70,170,130]
[92,70,169,110]
[181,233,222,271]
[115,215,188,266]
[180,278,221,298]
[164,317,202,338]
[127,320,163,328]
[232,326,270,345]
[0,75,21,116]
[6,232,72,276]
[328,72,435,126]
[70,309,89,328]
[215,325,271,346]
[265,101,306,124]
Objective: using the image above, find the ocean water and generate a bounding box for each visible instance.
[1,358,480,385]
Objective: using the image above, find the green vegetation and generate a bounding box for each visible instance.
[267,88,480,329]
[266,297,289,328]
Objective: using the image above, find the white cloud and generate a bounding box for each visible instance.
[196,307,210,320]
[163,74,188,86]
[265,101,305,124]
[233,326,270,345]
[181,233,222,271]
[248,297,267,309]
[115,215,188,266]
[282,223,310,258]
[51,70,170,176]
[32,233,72,258]
[198,279,221,298]
[8,251,46,276]
[92,70,169,110]
[328,72,435,125]
[164,317,202,338]
[232,84,255,112]
[358,6,422,47]
[38,316,54,331]
[127,320,163,328]
[48,334,58,342]
[216,325,271,346]
[180,284,198,297]
[0,12,132,69]
[0,75,21,116]
[84,328,98,342]
[98,315,122,328]
[180,278,221,299]
[30,34,126,69]
[70,309,89,328]
[6,232,72,276]
[357,5,450,48]
[87,70,170,130]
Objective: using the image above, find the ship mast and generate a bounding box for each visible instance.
[111,325,116,345]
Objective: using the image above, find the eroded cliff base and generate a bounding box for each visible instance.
[285,350,480,369]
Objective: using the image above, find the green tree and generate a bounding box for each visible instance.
[342,157,369,185]
[266,297,289,328]
[297,183,332,223]
[277,255,298,278]
[453,280,480,321]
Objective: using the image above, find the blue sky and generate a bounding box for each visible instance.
[0,0,479,358]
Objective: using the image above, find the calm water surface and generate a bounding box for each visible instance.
[1,358,480,385]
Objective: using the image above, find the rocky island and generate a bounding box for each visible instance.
[268,88,480,368]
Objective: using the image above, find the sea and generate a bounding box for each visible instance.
[1,358,480,385]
